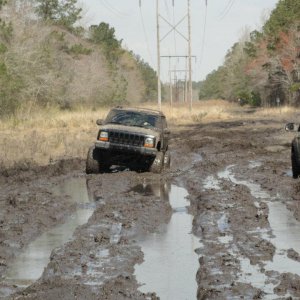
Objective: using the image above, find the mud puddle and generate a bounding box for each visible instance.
[2,177,94,291]
[202,175,221,190]
[218,165,300,297]
[285,169,293,177]
[134,185,201,300]
[264,201,300,274]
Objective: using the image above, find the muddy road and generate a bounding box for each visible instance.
[1,113,300,299]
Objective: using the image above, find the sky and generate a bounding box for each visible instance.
[81,0,279,82]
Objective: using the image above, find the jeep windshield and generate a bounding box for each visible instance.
[105,110,160,129]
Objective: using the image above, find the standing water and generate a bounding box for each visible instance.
[218,164,300,297]
[265,201,300,274]
[3,178,94,289]
[134,185,201,300]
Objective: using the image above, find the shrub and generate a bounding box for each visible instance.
[65,43,92,58]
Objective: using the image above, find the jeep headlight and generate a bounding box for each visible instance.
[144,137,155,148]
[99,131,109,142]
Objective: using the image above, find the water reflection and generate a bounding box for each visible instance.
[134,185,201,300]
[219,165,300,297]
[3,177,94,289]
[265,201,300,274]
[129,182,171,200]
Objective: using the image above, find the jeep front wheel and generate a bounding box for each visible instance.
[149,152,164,174]
[86,146,99,174]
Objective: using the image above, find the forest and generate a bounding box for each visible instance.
[2,0,298,116]
[199,0,300,107]
[0,0,158,117]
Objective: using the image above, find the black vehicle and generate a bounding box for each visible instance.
[285,122,300,178]
[86,107,171,174]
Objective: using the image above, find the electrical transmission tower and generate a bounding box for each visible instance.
[156,0,194,111]
[139,0,195,111]
[161,56,196,106]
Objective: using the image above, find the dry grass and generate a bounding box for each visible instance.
[160,100,237,124]
[0,107,109,168]
[0,101,298,168]
[252,106,296,118]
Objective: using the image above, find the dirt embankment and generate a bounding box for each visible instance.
[1,111,300,299]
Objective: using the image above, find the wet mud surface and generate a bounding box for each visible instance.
[1,113,300,299]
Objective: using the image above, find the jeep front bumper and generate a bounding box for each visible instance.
[95,141,157,156]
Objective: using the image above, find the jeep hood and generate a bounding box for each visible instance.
[100,124,160,137]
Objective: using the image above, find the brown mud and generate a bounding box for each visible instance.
[1,112,300,299]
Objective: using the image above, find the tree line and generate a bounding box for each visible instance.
[0,0,158,117]
[199,0,300,107]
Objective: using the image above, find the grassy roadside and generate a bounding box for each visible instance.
[0,101,296,168]
[0,107,108,169]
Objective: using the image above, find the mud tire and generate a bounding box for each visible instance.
[149,152,164,174]
[163,151,171,169]
[292,144,300,179]
[86,146,99,174]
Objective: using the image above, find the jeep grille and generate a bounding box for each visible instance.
[108,131,145,147]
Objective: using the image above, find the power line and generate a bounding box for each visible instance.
[155,1,194,110]
[101,0,130,18]
[156,0,162,109]
[103,0,129,16]
[188,0,192,111]
[219,0,233,17]
[164,0,171,19]
[164,0,172,66]
[219,0,235,20]
[199,0,208,67]
[172,0,177,65]
[100,0,122,17]
[163,0,172,75]
[139,5,154,65]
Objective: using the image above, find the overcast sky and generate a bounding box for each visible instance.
[82,0,279,82]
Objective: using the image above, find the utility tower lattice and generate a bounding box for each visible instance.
[161,56,196,106]
[140,0,194,111]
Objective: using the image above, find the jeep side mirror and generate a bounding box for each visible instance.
[164,128,171,135]
[96,119,103,126]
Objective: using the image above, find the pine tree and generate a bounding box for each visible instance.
[35,0,82,29]
[89,22,122,62]
[35,0,58,21]
[56,0,82,28]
